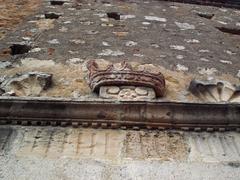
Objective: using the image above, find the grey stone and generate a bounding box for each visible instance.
[0,61,12,69]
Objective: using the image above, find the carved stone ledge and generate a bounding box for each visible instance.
[189,79,240,103]
[87,60,165,98]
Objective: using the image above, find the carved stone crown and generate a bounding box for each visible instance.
[87,60,166,97]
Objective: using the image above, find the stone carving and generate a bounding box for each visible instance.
[189,79,240,103]
[99,86,156,100]
[0,72,52,96]
[87,60,165,98]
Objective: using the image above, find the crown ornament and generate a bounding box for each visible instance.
[87,60,166,97]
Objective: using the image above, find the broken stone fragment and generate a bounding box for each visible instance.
[144,16,167,22]
[176,64,188,72]
[97,49,125,56]
[67,58,84,65]
[48,39,60,44]
[189,79,240,103]
[197,67,217,76]
[0,72,52,96]
[125,41,137,47]
[175,22,195,30]
[120,15,136,20]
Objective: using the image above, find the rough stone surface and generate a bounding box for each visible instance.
[0,0,240,100]
[0,125,239,180]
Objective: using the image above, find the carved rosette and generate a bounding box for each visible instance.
[87,60,166,97]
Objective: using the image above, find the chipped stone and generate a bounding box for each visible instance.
[68,50,79,55]
[142,22,151,25]
[68,8,76,11]
[59,78,70,86]
[67,58,84,64]
[176,64,188,72]
[63,20,71,24]
[30,48,42,53]
[120,15,136,20]
[0,76,7,84]
[200,58,210,62]
[176,55,184,59]
[101,23,114,27]
[149,43,158,48]
[59,26,68,32]
[102,41,110,46]
[184,39,200,43]
[125,41,137,47]
[144,16,167,22]
[35,14,45,19]
[22,37,31,41]
[103,3,112,7]
[217,21,227,25]
[81,21,94,26]
[175,22,195,30]
[170,5,179,9]
[133,54,144,57]
[48,39,60,44]
[219,8,228,12]
[225,50,236,55]
[113,32,128,37]
[1,90,16,97]
[98,49,125,56]
[100,18,109,22]
[198,67,218,75]
[0,61,12,69]
[70,39,85,44]
[86,30,99,35]
[237,70,240,78]
[71,90,81,98]
[170,45,185,50]
[220,60,232,64]
[199,49,210,53]
[93,13,105,18]
[28,20,37,23]
[159,55,167,58]
[30,28,38,33]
